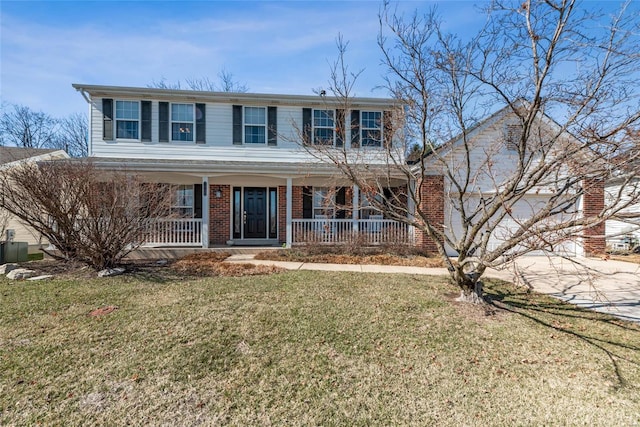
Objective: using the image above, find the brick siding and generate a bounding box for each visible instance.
[582,178,606,256]
[209,184,231,245]
[415,175,444,253]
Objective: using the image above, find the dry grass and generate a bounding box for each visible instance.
[256,248,444,267]
[1,271,639,425]
[171,252,285,276]
[610,253,640,265]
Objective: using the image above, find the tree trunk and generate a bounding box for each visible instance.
[452,268,485,304]
[455,280,484,304]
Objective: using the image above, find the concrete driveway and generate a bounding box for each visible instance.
[487,257,640,323]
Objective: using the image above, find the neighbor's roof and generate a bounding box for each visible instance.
[0,147,67,165]
[72,84,398,109]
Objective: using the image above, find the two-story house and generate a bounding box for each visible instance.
[73,84,413,249]
[73,84,607,257]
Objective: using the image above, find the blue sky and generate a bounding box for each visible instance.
[0,1,635,119]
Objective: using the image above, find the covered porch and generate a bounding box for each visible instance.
[92,158,422,250]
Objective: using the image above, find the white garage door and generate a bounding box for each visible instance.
[445,195,578,257]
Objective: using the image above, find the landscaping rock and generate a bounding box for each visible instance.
[0,263,19,275]
[27,275,54,281]
[6,269,36,280]
[156,259,168,266]
[97,267,126,278]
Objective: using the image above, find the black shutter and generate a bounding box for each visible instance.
[102,98,113,140]
[335,187,346,219]
[351,109,360,148]
[196,103,206,144]
[232,105,242,145]
[383,110,392,149]
[268,106,277,146]
[302,186,313,219]
[141,101,152,142]
[194,184,203,218]
[302,108,312,145]
[336,109,345,148]
[159,102,169,142]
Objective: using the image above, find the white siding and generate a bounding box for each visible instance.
[88,97,397,164]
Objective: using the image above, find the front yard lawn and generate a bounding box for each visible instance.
[1,270,638,425]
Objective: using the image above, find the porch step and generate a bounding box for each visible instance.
[126,246,280,260]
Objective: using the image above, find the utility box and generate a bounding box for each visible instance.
[0,241,29,263]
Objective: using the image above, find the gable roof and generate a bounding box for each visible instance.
[0,147,69,166]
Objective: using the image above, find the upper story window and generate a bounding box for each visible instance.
[115,100,139,140]
[313,109,335,145]
[171,103,194,142]
[244,107,266,144]
[361,111,382,147]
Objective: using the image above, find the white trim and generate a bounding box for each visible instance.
[312,109,336,146]
[243,106,267,145]
[361,110,383,148]
[286,178,292,247]
[201,177,209,248]
[114,99,141,141]
[170,103,195,143]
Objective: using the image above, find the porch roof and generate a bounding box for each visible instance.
[85,157,408,180]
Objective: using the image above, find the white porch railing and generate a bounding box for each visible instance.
[143,218,203,246]
[292,219,414,246]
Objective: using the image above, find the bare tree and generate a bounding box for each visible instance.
[149,68,249,93]
[303,1,640,303]
[0,104,58,148]
[0,159,171,270]
[55,113,89,157]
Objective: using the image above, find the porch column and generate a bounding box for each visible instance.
[286,178,292,248]
[201,177,209,248]
[408,179,416,242]
[352,184,359,232]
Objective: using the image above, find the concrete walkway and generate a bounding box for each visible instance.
[226,254,640,323]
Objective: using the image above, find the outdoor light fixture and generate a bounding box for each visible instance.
[215,187,222,198]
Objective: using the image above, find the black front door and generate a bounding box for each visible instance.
[244,187,267,238]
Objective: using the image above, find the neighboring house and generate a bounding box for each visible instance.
[73,84,606,256]
[0,147,70,251]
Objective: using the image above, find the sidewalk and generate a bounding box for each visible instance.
[226,254,640,323]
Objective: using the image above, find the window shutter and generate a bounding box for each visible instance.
[335,109,345,148]
[268,106,277,146]
[383,110,393,149]
[351,110,360,148]
[102,98,113,140]
[196,103,206,144]
[335,187,346,219]
[194,183,203,218]
[232,105,243,145]
[141,101,152,142]
[302,108,312,145]
[159,102,169,142]
[302,186,313,219]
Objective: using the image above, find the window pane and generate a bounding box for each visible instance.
[313,110,334,127]
[314,128,333,145]
[245,107,266,125]
[171,104,193,121]
[116,120,138,139]
[362,111,381,129]
[116,101,139,120]
[362,129,381,147]
[172,123,193,141]
[245,125,266,143]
